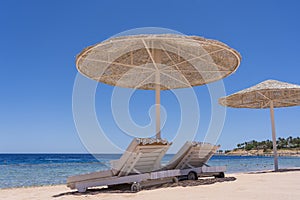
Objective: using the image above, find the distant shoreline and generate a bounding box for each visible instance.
[222,149,300,157]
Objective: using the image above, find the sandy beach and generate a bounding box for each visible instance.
[1,171,299,200]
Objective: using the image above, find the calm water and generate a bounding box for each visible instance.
[0,154,299,189]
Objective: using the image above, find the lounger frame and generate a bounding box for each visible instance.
[70,165,226,192]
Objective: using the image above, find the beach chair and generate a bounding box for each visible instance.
[67,138,171,192]
[164,141,220,170]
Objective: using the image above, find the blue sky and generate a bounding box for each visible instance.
[1,0,300,153]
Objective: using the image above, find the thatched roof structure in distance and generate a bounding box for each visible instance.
[219,80,300,109]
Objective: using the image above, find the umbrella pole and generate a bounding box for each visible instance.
[155,77,161,139]
[270,101,279,171]
[153,48,161,139]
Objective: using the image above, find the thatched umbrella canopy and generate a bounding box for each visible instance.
[219,79,300,171]
[76,34,241,139]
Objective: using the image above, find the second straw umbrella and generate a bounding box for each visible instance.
[219,79,300,171]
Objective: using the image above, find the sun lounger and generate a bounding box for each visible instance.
[67,140,224,192]
[67,138,171,191]
[164,141,220,170]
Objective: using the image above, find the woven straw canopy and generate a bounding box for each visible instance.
[219,80,300,109]
[76,34,241,90]
[219,79,300,171]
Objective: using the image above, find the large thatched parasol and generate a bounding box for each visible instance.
[219,79,300,171]
[76,34,241,139]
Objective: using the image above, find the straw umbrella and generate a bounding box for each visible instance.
[219,79,300,171]
[76,34,241,139]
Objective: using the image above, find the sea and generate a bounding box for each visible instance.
[0,154,299,189]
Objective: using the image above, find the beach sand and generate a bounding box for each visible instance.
[1,171,299,200]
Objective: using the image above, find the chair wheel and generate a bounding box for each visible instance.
[172,177,179,183]
[187,171,198,180]
[131,182,141,192]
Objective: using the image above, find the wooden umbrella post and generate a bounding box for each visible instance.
[155,73,161,139]
[270,101,279,171]
[153,48,161,139]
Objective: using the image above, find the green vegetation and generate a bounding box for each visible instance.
[224,150,231,154]
[235,136,300,152]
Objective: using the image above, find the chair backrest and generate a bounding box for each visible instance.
[163,141,193,170]
[164,142,220,170]
[110,138,171,176]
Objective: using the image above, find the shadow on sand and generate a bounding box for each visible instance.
[53,177,236,197]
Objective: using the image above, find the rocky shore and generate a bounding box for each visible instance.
[225,148,300,157]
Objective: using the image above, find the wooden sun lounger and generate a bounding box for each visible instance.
[67,138,171,192]
[163,142,220,170]
[67,140,225,193]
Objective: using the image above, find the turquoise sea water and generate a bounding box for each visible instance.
[0,154,299,189]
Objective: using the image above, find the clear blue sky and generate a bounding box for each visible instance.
[1,0,300,153]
